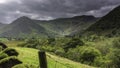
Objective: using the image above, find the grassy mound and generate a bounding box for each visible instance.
[14,47,94,68]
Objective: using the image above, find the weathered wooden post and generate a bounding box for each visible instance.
[38,51,48,68]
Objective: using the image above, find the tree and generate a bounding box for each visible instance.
[64,38,84,52]
[80,47,101,65]
[67,46,101,65]
[107,49,120,68]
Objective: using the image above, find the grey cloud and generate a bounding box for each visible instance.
[0,0,120,24]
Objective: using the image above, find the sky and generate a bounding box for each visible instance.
[0,0,120,24]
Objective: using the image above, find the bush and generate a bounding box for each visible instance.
[47,38,55,44]
[112,38,120,48]
[2,48,19,56]
[18,38,41,49]
[0,42,7,50]
[67,46,101,65]
[64,38,84,52]
[80,47,101,65]
[94,43,111,56]
[66,47,81,61]
[93,56,107,67]
[106,49,120,68]
[54,47,65,57]
[40,45,55,52]
[0,56,22,68]
[0,53,8,60]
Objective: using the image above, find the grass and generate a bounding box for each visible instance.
[0,38,9,42]
[14,47,95,68]
[4,41,23,47]
[4,40,95,68]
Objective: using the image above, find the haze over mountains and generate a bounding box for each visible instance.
[0,15,98,38]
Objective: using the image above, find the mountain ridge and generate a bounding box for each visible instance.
[0,15,99,38]
[84,5,120,36]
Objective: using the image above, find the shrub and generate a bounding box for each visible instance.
[66,47,81,61]
[0,42,7,50]
[106,49,120,68]
[47,38,55,44]
[112,38,120,48]
[94,42,111,56]
[80,47,101,65]
[54,47,65,56]
[18,38,41,49]
[0,53,8,60]
[40,45,55,52]
[93,56,110,67]
[64,38,84,52]
[2,48,19,56]
[0,56,22,68]
[67,46,101,65]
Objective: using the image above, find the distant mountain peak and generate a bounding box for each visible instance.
[0,15,98,38]
[11,16,32,25]
[73,15,95,19]
[17,16,31,20]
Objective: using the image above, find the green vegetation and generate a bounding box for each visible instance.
[86,6,120,36]
[14,47,94,68]
[0,44,22,68]
[12,64,37,68]
[0,15,98,38]
[2,48,19,56]
[0,5,120,68]
[0,52,8,60]
[1,38,94,68]
[16,35,120,68]
[0,56,22,68]
[0,38,9,42]
[4,41,23,47]
[67,46,101,65]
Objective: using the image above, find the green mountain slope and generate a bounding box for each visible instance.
[0,23,6,29]
[14,47,94,68]
[35,15,98,37]
[0,16,48,38]
[0,15,98,38]
[85,6,120,36]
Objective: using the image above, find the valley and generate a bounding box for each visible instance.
[0,4,120,68]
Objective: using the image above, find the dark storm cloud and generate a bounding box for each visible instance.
[0,0,120,24]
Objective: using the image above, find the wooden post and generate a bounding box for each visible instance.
[38,51,48,68]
